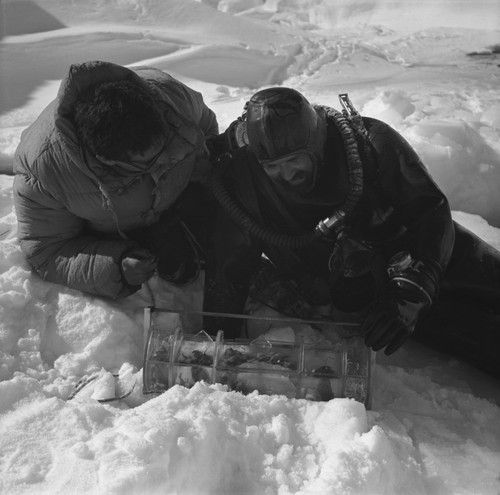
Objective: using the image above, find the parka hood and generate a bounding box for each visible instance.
[51,61,202,191]
[56,61,149,119]
[53,61,151,161]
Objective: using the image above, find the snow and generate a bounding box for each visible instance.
[1,0,500,493]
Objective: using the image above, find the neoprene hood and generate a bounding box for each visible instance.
[246,87,321,162]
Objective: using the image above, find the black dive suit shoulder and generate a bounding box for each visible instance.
[360,117,454,267]
[203,114,456,336]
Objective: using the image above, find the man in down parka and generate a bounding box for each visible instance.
[13,60,218,298]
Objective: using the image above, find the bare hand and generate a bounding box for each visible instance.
[121,248,158,286]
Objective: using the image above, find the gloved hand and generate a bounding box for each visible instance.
[121,248,158,286]
[361,253,441,355]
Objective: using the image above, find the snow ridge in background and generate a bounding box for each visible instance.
[1,0,500,494]
[2,0,500,225]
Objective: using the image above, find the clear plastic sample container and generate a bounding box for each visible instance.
[143,307,375,408]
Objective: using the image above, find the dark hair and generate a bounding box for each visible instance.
[73,80,164,161]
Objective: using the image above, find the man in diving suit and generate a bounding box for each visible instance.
[204,87,500,379]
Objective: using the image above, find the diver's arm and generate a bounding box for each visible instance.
[203,206,263,339]
[361,118,455,354]
[366,117,455,270]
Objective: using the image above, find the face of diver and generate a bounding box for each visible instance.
[260,151,316,195]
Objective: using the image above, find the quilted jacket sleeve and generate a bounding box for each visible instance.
[14,172,140,298]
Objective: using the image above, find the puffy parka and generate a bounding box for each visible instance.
[13,61,218,298]
[204,107,455,334]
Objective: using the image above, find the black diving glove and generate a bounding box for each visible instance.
[361,252,441,355]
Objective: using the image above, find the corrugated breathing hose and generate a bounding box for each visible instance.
[208,106,366,249]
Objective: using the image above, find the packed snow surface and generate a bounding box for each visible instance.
[0,0,499,494]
